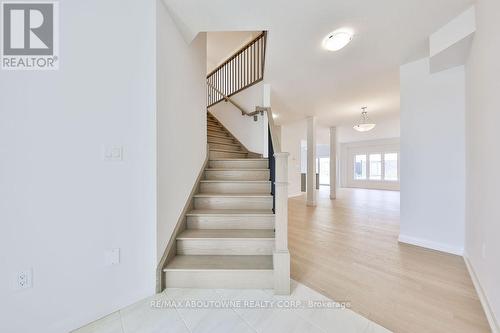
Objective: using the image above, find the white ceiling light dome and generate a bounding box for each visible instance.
[353,107,376,132]
[322,29,354,51]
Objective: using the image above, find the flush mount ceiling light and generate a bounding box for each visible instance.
[353,107,376,132]
[322,29,353,51]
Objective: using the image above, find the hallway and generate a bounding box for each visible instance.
[289,187,489,333]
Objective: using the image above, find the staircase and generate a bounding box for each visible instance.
[163,112,276,289]
[160,31,289,294]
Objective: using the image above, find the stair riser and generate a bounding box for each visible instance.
[207,122,220,128]
[247,152,263,159]
[194,196,273,210]
[164,270,273,289]
[209,160,269,169]
[209,150,247,159]
[209,143,242,151]
[205,170,270,181]
[187,215,275,229]
[207,130,229,138]
[207,124,222,131]
[200,182,271,194]
[176,239,274,255]
[207,136,235,145]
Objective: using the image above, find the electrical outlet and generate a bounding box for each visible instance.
[15,269,32,290]
[481,243,487,259]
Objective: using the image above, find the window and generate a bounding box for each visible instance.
[384,153,398,181]
[352,151,399,183]
[319,158,330,185]
[369,154,382,180]
[354,155,367,180]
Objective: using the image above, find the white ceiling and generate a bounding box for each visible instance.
[164,0,474,128]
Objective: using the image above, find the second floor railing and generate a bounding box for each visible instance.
[207,31,267,108]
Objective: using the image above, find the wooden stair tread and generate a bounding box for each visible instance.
[209,148,247,153]
[207,132,228,136]
[208,142,241,147]
[194,193,272,198]
[207,132,228,137]
[207,137,234,142]
[200,180,270,183]
[164,255,273,271]
[206,168,269,171]
[177,229,275,239]
[210,158,268,161]
[187,209,274,216]
[207,132,230,138]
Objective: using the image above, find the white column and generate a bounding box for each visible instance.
[330,127,337,199]
[306,117,316,206]
[274,152,290,295]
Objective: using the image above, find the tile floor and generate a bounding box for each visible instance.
[73,280,390,333]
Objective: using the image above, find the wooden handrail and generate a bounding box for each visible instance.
[207,81,249,116]
[207,31,267,108]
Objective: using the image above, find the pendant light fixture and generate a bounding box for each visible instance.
[353,107,376,132]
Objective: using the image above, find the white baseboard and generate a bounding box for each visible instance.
[398,234,463,255]
[464,256,499,333]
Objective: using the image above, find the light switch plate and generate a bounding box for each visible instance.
[105,248,120,266]
[103,146,123,161]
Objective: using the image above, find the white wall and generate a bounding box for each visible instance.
[400,58,466,255]
[281,120,307,197]
[156,2,207,260]
[465,0,500,326]
[0,1,157,332]
[209,82,266,154]
[340,138,400,191]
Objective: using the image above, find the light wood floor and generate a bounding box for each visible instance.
[289,187,490,333]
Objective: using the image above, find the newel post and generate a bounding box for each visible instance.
[273,152,290,295]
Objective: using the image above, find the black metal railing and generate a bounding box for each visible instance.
[268,127,276,212]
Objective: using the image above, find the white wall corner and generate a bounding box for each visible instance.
[463,256,500,333]
[429,6,476,73]
[161,0,199,43]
